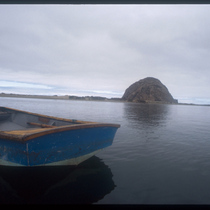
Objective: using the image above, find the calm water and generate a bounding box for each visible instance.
[0,97,210,204]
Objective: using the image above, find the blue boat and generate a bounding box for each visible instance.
[0,107,120,167]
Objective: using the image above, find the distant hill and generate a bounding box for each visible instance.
[122,77,178,104]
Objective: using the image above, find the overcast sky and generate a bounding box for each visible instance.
[0,4,210,104]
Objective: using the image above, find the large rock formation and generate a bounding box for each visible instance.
[122,77,178,104]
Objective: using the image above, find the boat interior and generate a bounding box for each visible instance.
[0,107,118,141]
[0,107,80,132]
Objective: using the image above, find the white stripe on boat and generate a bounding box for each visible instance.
[0,149,102,167]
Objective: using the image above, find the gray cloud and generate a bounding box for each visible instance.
[0,5,210,102]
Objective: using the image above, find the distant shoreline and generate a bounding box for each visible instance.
[0,93,209,106]
[0,93,123,102]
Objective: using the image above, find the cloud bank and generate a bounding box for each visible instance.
[1,5,210,103]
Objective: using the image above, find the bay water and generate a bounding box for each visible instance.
[0,97,210,204]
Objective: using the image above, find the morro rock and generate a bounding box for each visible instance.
[122,77,178,104]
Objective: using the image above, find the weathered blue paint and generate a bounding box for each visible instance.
[27,126,117,166]
[0,106,120,166]
[0,138,28,166]
[0,126,118,166]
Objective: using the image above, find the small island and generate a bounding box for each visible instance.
[122,77,178,104]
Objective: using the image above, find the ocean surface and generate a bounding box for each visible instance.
[0,97,210,204]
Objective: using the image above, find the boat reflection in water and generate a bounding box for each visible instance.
[0,156,115,204]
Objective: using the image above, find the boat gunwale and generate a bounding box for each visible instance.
[0,106,96,124]
[0,107,120,142]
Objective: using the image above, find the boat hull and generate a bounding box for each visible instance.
[0,126,118,166]
[0,149,102,167]
[0,107,120,167]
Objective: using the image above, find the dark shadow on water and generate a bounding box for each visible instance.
[123,103,170,128]
[0,156,115,204]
